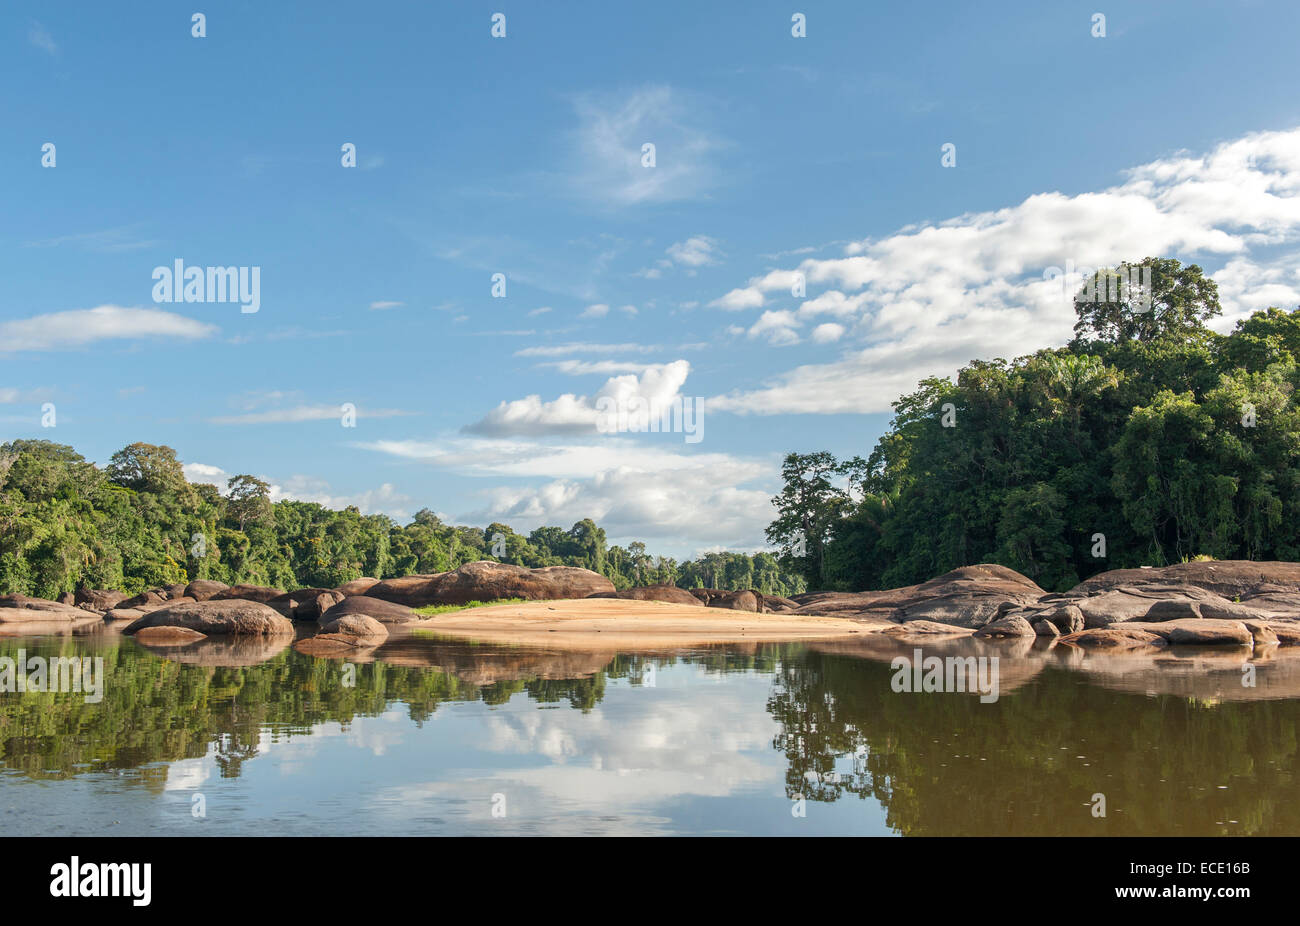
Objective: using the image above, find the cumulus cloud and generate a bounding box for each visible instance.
[0,306,217,352]
[745,310,801,346]
[810,322,846,343]
[357,436,775,548]
[464,360,692,437]
[709,127,1300,415]
[184,462,412,519]
[666,235,722,267]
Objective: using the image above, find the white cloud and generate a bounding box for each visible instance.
[666,235,722,268]
[184,462,412,520]
[358,436,775,548]
[25,226,158,252]
[515,342,663,357]
[369,300,404,310]
[568,85,724,206]
[811,322,846,344]
[464,360,692,437]
[0,306,217,353]
[208,404,414,425]
[28,21,56,56]
[710,127,1300,415]
[0,387,50,404]
[543,359,660,376]
[581,303,610,318]
[746,310,801,346]
[709,287,765,311]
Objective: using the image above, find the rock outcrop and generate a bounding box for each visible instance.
[74,589,127,611]
[183,579,230,602]
[0,595,97,622]
[211,584,286,603]
[792,565,1047,629]
[589,584,704,606]
[424,562,615,606]
[364,574,446,607]
[320,595,419,625]
[688,588,761,612]
[123,600,294,637]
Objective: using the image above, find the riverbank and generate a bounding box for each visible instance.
[6,558,1300,657]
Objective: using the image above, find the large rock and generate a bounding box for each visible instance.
[1159,619,1253,647]
[321,595,419,625]
[1059,627,1168,649]
[688,588,761,612]
[74,589,127,611]
[0,595,95,621]
[1067,561,1300,601]
[973,615,1037,639]
[762,594,801,613]
[1033,604,1085,634]
[428,562,615,606]
[211,584,286,604]
[793,564,1046,629]
[267,588,337,621]
[123,600,293,637]
[293,591,344,623]
[118,589,166,610]
[589,585,703,606]
[319,613,389,639]
[365,574,446,607]
[335,577,380,597]
[880,619,975,636]
[184,579,230,602]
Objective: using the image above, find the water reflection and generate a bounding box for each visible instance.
[0,628,1297,835]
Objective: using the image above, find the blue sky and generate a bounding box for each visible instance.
[4,1,1300,557]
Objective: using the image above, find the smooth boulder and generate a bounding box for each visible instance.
[335,577,380,597]
[0,595,95,622]
[75,589,127,611]
[321,595,419,625]
[793,564,1047,629]
[689,588,761,612]
[123,600,294,637]
[211,584,286,604]
[589,585,704,606]
[184,579,230,602]
[428,562,615,606]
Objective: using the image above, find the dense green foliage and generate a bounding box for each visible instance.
[0,442,804,598]
[768,258,1300,592]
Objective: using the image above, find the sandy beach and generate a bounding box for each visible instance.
[411,597,871,649]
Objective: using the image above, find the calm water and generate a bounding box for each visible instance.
[2,627,1297,836]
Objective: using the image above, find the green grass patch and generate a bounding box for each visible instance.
[413,598,527,616]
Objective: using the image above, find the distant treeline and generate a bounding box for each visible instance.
[767,258,1300,593]
[0,440,804,599]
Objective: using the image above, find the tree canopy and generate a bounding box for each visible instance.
[769,258,1300,592]
[0,445,804,598]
